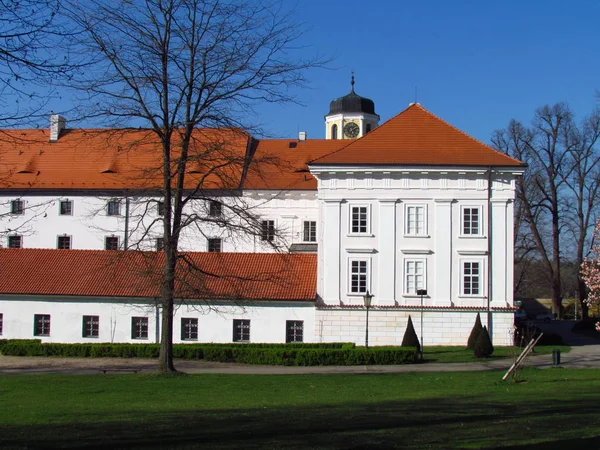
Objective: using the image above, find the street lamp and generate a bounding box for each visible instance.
[416,289,427,360]
[363,290,373,348]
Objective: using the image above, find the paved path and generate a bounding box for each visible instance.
[1,321,598,375]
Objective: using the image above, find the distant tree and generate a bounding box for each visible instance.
[473,325,494,358]
[467,313,483,350]
[63,0,326,374]
[401,315,420,353]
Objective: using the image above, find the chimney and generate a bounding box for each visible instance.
[50,114,66,142]
[298,131,307,141]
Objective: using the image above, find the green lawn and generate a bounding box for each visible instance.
[423,345,571,363]
[1,369,599,449]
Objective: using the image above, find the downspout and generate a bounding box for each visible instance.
[155,304,160,343]
[487,167,493,333]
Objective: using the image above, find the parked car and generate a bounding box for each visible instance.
[536,312,555,323]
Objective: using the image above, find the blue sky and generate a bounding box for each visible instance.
[256,0,600,144]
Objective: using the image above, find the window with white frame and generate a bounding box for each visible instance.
[82,315,99,338]
[404,259,426,295]
[34,314,51,336]
[406,205,426,236]
[131,317,149,339]
[181,318,198,341]
[105,236,119,250]
[107,199,121,216]
[286,320,304,343]
[209,200,222,217]
[207,238,222,252]
[8,235,22,248]
[59,199,73,216]
[349,259,369,294]
[462,260,482,296]
[233,319,250,342]
[303,221,317,242]
[10,199,24,215]
[261,220,275,241]
[57,235,71,249]
[462,207,481,236]
[350,206,369,234]
[0,313,3,335]
[157,200,165,216]
[156,237,165,251]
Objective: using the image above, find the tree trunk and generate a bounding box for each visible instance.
[578,277,589,320]
[158,251,177,374]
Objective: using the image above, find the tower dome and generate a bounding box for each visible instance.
[327,75,377,116]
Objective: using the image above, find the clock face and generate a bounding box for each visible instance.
[343,122,360,138]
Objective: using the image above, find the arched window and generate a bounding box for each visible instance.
[331,124,338,140]
[366,123,372,134]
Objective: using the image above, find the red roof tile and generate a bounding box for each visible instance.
[310,103,524,167]
[0,249,316,301]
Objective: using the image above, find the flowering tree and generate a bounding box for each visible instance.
[580,219,600,331]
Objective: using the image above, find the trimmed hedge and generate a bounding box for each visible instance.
[0,340,417,366]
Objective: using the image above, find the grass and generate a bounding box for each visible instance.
[423,345,571,363]
[1,369,599,449]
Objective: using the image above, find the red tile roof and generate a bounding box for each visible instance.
[0,249,317,301]
[310,103,524,167]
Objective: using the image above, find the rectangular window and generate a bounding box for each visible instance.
[8,235,22,248]
[0,313,3,335]
[156,237,165,251]
[11,199,24,215]
[261,220,275,241]
[131,317,148,339]
[209,200,222,217]
[233,319,250,342]
[181,318,198,341]
[462,261,481,296]
[157,201,165,216]
[286,320,304,343]
[57,235,71,249]
[208,238,222,252]
[406,205,426,235]
[107,199,121,216]
[82,315,99,338]
[350,259,368,294]
[34,314,51,336]
[59,200,73,216]
[463,207,481,235]
[405,260,425,295]
[303,221,317,242]
[350,206,368,234]
[105,236,119,250]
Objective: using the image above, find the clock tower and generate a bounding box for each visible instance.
[325,75,380,140]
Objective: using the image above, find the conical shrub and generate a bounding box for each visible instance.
[474,325,494,358]
[467,313,483,350]
[401,315,421,352]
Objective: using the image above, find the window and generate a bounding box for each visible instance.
[350,259,368,294]
[8,235,22,248]
[286,320,304,343]
[0,313,3,335]
[208,238,222,252]
[107,199,121,216]
[156,237,165,251]
[261,220,275,241]
[463,207,481,235]
[59,200,72,216]
[405,260,425,295]
[82,315,99,338]
[181,318,198,341]
[105,236,119,250]
[331,124,338,140]
[303,221,317,242]
[57,235,71,249]
[233,319,250,342]
[350,206,369,234]
[131,317,148,339]
[209,200,222,217]
[157,201,165,216]
[34,314,51,336]
[11,199,24,215]
[462,261,482,296]
[406,205,426,235]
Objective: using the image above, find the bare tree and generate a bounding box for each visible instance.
[64,0,325,373]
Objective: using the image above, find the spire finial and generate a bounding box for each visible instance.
[351,71,355,93]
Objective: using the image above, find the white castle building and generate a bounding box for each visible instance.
[0,81,525,347]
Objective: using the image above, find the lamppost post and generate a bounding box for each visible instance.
[416,289,427,360]
[363,290,373,348]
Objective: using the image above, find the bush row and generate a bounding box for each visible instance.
[0,341,417,365]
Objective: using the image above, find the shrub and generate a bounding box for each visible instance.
[401,315,420,352]
[467,313,483,350]
[473,325,494,358]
